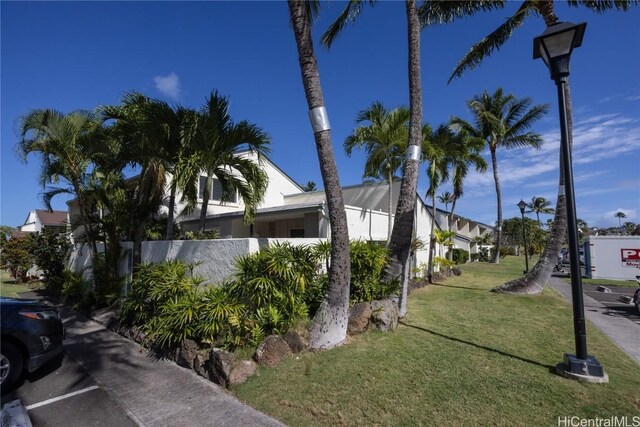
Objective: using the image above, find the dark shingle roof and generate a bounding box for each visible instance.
[35,210,68,226]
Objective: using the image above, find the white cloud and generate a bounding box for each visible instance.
[599,208,637,227]
[153,72,181,99]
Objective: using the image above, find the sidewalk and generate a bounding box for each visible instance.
[548,276,640,364]
[61,310,283,427]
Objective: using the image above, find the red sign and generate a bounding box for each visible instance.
[621,249,640,260]
[621,249,640,269]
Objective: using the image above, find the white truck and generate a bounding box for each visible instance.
[584,235,640,280]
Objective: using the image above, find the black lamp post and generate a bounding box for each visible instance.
[517,200,529,274]
[534,21,607,382]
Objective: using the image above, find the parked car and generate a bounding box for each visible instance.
[1,297,64,393]
[562,248,585,265]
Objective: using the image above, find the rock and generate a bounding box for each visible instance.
[283,331,307,353]
[254,335,292,366]
[370,299,399,332]
[596,285,611,293]
[194,349,211,378]
[208,348,235,387]
[452,267,462,276]
[348,302,371,335]
[176,339,199,369]
[130,326,146,344]
[228,360,258,386]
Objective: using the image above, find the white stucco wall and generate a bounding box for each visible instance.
[67,242,133,283]
[20,211,41,232]
[345,206,391,242]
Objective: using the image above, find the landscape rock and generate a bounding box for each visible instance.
[228,360,258,385]
[194,349,211,378]
[130,326,146,344]
[348,302,371,335]
[208,348,235,387]
[255,335,292,366]
[370,299,399,332]
[452,267,462,276]
[283,331,307,353]
[176,339,199,369]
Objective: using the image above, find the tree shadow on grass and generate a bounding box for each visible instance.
[427,283,486,291]
[399,321,556,372]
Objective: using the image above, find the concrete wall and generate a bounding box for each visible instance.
[345,206,391,242]
[67,242,134,283]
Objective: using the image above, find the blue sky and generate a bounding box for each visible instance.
[1,1,639,230]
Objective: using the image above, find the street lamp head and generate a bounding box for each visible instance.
[517,199,527,215]
[533,21,587,81]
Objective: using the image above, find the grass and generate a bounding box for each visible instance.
[0,270,43,298]
[233,256,640,426]
[562,277,639,288]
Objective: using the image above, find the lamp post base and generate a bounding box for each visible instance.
[555,354,608,383]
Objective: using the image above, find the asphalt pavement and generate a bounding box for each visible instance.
[548,276,640,364]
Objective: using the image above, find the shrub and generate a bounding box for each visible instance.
[0,237,32,283]
[434,257,456,270]
[28,231,70,294]
[61,269,95,313]
[349,240,398,303]
[448,248,470,265]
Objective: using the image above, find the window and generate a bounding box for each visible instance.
[289,228,305,238]
[198,176,238,203]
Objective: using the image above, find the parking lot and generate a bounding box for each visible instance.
[581,283,640,325]
[1,352,136,426]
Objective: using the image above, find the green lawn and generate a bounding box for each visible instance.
[0,270,42,298]
[233,256,640,426]
[563,277,639,288]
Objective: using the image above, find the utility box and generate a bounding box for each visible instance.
[585,236,640,280]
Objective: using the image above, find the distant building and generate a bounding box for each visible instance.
[20,209,69,235]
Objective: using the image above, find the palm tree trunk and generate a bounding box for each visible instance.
[387,169,393,243]
[198,174,212,234]
[386,0,422,317]
[490,148,502,264]
[447,198,458,262]
[426,194,437,283]
[166,180,177,240]
[288,0,351,350]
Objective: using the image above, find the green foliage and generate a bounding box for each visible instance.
[502,216,548,255]
[183,229,220,240]
[348,240,398,303]
[61,269,95,312]
[28,231,70,295]
[448,248,469,265]
[434,257,456,269]
[0,237,32,283]
[145,216,181,241]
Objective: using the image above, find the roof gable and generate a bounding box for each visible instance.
[35,209,68,226]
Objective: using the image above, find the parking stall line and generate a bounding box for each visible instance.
[25,385,100,411]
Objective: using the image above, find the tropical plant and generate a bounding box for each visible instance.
[450,89,548,264]
[17,109,105,265]
[288,0,351,350]
[614,211,627,227]
[448,248,469,265]
[438,191,455,212]
[348,240,397,303]
[623,221,636,235]
[433,229,456,261]
[527,196,555,225]
[344,102,410,241]
[179,91,271,234]
[302,181,317,192]
[421,0,638,293]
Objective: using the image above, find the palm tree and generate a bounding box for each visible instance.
[322,0,503,311]
[17,109,104,263]
[344,102,410,242]
[527,196,555,225]
[423,124,453,284]
[421,0,637,293]
[288,0,351,350]
[614,211,627,228]
[302,181,317,192]
[445,128,487,236]
[437,191,454,212]
[180,91,271,234]
[450,89,548,264]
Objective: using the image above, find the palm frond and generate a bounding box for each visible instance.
[321,0,376,48]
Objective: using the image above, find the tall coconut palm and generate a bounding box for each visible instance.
[445,128,487,235]
[288,0,351,350]
[344,102,410,242]
[527,196,555,225]
[180,91,270,234]
[422,0,637,292]
[614,211,627,227]
[17,109,104,263]
[423,124,453,284]
[322,0,504,311]
[450,89,548,264]
[437,191,454,212]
